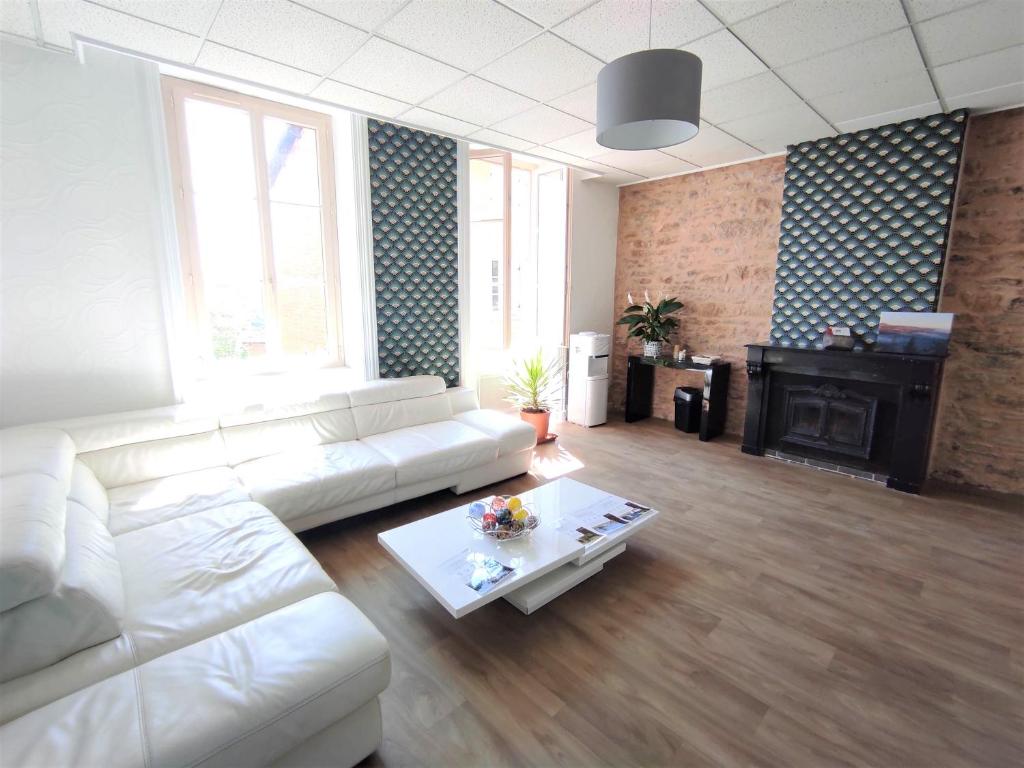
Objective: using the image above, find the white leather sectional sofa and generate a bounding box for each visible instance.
[0,376,536,767]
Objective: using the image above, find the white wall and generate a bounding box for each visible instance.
[0,41,178,426]
[568,173,620,338]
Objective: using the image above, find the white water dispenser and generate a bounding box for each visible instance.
[567,332,610,427]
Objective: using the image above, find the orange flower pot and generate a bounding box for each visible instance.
[520,409,550,442]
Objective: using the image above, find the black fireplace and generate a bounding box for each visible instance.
[742,344,946,493]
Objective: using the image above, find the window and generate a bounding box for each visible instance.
[163,78,341,372]
[468,149,568,353]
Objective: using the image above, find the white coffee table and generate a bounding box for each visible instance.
[377,477,659,618]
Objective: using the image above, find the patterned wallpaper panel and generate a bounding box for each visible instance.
[771,110,967,347]
[367,119,460,386]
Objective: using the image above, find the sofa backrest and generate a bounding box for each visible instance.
[0,428,74,612]
[52,406,224,488]
[219,398,358,467]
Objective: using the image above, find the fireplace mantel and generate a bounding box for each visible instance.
[742,343,946,493]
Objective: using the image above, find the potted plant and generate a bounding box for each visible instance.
[504,349,563,442]
[617,292,683,357]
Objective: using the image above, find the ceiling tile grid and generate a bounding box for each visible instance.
[7,0,1023,185]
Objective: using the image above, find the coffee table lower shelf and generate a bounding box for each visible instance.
[503,542,627,614]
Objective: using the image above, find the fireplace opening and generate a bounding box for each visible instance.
[781,384,877,460]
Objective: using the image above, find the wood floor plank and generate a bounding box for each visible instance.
[301,416,1024,767]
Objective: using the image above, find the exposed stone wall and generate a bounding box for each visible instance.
[610,108,1023,496]
[611,158,785,435]
[931,108,1024,496]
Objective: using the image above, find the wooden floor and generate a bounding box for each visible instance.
[300,416,1024,768]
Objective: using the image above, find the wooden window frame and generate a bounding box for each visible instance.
[162,76,343,374]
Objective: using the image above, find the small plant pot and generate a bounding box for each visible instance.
[520,408,550,442]
[643,341,663,358]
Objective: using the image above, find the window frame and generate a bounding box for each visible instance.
[162,76,343,374]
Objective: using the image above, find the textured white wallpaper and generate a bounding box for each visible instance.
[1,41,177,426]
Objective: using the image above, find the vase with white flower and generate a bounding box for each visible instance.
[616,292,683,358]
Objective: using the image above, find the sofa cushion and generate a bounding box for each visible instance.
[351,392,453,439]
[114,502,335,661]
[453,410,537,456]
[0,501,333,724]
[0,427,75,481]
[362,421,498,486]
[235,442,396,523]
[0,502,124,682]
[78,429,228,488]
[0,592,389,768]
[106,467,250,535]
[221,408,358,466]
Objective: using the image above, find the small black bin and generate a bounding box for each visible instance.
[673,387,702,433]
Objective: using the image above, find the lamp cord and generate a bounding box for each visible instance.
[648,0,652,48]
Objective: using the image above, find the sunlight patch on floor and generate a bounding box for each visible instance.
[530,445,584,480]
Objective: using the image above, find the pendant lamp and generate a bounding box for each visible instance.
[596,1,702,150]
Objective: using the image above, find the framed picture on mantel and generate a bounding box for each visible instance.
[875,312,954,356]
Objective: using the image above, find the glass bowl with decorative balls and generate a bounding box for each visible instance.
[466,495,539,540]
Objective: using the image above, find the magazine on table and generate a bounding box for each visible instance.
[441,548,516,595]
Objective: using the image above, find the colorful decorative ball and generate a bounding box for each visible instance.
[490,496,507,511]
[507,496,522,513]
[470,501,488,518]
[512,508,528,522]
[482,511,497,531]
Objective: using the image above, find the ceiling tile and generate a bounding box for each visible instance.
[915,0,1024,66]
[700,71,803,123]
[477,33,602,101]
[526,145,592,166]
[331,37,464,103]
[681,28,766,91]
[378,0,541,71]
[195,43,324,93]
[776,28,925,99]
[294,0,407,31]
[731,0,906,67]
[701,0,786,24]
[554,0,721,62]
[573,158,645,183]
[549,83,598,121]
[660,121,760,165]
[903,0,984,22]
[490,103,591,143]
[546,128,606,158]
[945,80,1024,110]
[1,0,35,39]
[91,0,220,36]
[498,0,594,27]
[468,128,536,151]
[208,0,365,75]
[591,148,698,177]
[310,79,411,117]
[718,101,834,153]
[810,69,937,123]
[421,76,537,126]
[399,107,479,136]
[933,45,1024,98]
[834,101,942,132]
[37,0,201,60]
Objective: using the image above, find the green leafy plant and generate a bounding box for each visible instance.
[504,349,564,413]
[616,293,683,343]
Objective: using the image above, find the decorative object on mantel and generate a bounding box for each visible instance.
[504,349,562,444]
[596,0,701,150]
[822,326,855,351]
[875,312,954,356]
[690,354,721,366]
[616,292,683,359]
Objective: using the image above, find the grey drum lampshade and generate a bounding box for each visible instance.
[596,49,702,150]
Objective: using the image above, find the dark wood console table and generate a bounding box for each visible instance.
[625,355,731,441]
